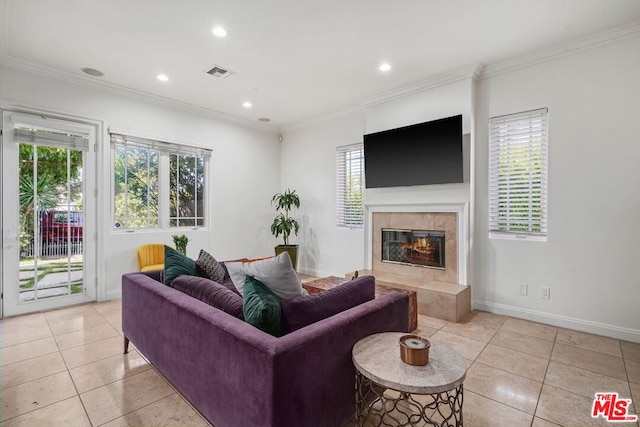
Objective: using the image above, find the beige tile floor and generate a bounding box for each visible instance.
[1,300,638,427]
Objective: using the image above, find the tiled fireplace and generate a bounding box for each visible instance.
[362,202,470,322]
[372,212,458,283]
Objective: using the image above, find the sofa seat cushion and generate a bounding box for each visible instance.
[141,263,163,272]
[164,246,197,285]
[170,275,244,319]
[281,275,376,333]
[226,252,306,301]
[243,276,282,337]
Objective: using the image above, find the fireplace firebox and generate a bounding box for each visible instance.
[381,229,445,269]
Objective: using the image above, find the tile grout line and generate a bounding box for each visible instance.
[91,368,179,427]
[530,332,557,421]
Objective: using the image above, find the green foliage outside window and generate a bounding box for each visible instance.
[18,144,83,246]
[113,146,159,228]
[169,154,205,227]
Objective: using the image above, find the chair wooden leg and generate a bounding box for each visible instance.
[124,336,130,354]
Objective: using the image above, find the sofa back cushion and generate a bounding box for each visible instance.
[170,275,244,319]
[164,246,198,285]
[281,275,376,334]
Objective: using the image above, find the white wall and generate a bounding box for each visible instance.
[282,36,640,341]
[473,36,640,340]
[281,79,473,277]
[280,113,367,277]
[0,65,281,299]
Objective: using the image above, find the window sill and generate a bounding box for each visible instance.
[337,225,364,231]
[489,232,547,242]
[111,227,209,235]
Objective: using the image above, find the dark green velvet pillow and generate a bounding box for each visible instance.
[163,246,197,286]
[243,275,282,337]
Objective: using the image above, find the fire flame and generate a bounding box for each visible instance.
[403,237,432,254]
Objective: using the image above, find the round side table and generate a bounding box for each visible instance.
[352,332,467,426]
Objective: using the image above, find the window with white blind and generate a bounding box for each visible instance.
[111,133,210,230]
[489,108,548,240]
[336,144,364,228]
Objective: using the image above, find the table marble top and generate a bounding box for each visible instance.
[352,332,467,394]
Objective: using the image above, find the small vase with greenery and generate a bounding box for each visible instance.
[270,189,300,269]
[172,234,189,256]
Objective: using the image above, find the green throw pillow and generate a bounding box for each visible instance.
[163,246,197,285]
[243,275,282,337]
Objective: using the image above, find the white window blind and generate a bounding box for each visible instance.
[489,108,548,239]
[110,133,211,158]
[10,113,92,151]
[336,143,364,228]
[14,128,90,151]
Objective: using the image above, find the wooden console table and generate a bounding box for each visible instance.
[303,276,418,332]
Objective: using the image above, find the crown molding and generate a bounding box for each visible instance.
[481,20,640,79]
[282,63,482,133]
[359,63,482,108]
[0,56,279,133]
[280,105,365,134]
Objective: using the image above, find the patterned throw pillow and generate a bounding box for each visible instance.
[164,246,198,285]
[196,249,226,284]
[243,275,282,337]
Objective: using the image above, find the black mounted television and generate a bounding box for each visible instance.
[363,115,463,188]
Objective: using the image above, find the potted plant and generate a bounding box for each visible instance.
[270,189,300,269]
[172,234,189,255]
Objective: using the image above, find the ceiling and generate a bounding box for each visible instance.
[1,0,639,130]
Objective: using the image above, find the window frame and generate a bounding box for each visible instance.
[169,152,206,228]
[112,142,160,229]
[336,143,365,229]
[110,132,210,231]
[488,108,549,241]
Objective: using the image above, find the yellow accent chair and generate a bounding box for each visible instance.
[137,244,166,272]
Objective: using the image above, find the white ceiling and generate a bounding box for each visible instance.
[1,0,639,129]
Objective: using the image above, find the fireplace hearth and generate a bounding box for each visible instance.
[382,229,445,269]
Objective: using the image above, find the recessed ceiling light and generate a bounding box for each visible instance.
[212,26,227,37]
[243,101,252,108]
[258,117,271,123]
[81,67,104,77]
[157,73,169,82]
[379,63,392,72]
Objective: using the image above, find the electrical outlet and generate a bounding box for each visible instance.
[519,284,528,296]
[540,287,550,299]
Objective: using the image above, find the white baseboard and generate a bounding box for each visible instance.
[105,289,122,300]
[473,300,640,343]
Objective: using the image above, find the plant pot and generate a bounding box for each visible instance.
[275,245,298,271]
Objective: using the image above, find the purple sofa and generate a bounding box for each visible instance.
[122,271,409,427]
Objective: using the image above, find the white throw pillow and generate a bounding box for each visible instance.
[226,252,307,301]
[225,260,249,295]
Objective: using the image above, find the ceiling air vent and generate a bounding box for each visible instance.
[206,65,235,79]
